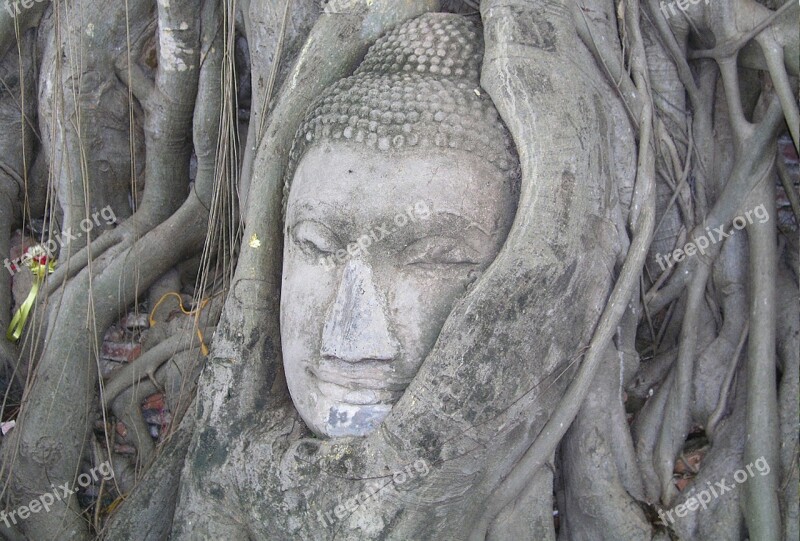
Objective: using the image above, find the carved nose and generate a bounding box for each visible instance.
[320,259,400,363]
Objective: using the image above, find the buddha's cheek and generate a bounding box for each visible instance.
[384,270,476,378]
[280,252,338,398]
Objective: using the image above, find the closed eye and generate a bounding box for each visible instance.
[402,236,481,268]
[291,220,341,257]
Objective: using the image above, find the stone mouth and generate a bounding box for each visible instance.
[306,360,411,406]
[316,380,403,406]
[312,359,413,390]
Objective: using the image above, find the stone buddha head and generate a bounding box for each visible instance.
[281,13,520,438]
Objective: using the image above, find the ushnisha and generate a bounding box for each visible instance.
[285,13,520,203]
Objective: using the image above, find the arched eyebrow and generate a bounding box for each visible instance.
[287,201,346,230]
[287,202,496,245]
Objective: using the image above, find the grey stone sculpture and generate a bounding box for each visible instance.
[281,13,520,438]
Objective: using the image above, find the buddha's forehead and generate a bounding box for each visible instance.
[287,142,515,232]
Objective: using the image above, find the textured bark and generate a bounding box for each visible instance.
[0,27,34,383]
[99,412,195,541]
[560,349,652,541]
[0,1,218,538]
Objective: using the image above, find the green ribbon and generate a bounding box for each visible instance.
[6,259,54,342]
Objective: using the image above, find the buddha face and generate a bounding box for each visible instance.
[281,141,517,437]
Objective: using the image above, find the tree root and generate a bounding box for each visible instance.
[468,2,656,536]
[99,410,196,541]
[0,0,229,533]
[776,262,799,541]
[112,384,157,474]
[559,349,652,541]
[655,263,710,503]
[103,330,210,408]
[743,169,781,540]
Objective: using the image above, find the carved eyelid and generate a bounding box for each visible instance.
[403,236,480,264]
[292,220,341,253]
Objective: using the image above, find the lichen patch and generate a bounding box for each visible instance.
[159,29,194,72]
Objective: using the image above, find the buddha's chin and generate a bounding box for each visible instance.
[312,402,392,437]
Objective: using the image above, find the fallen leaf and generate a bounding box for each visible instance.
[1,420,15,435]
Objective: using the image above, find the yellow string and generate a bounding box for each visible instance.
[6,259,55,342]
[104,495,125,515]
[149,292,210,356]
